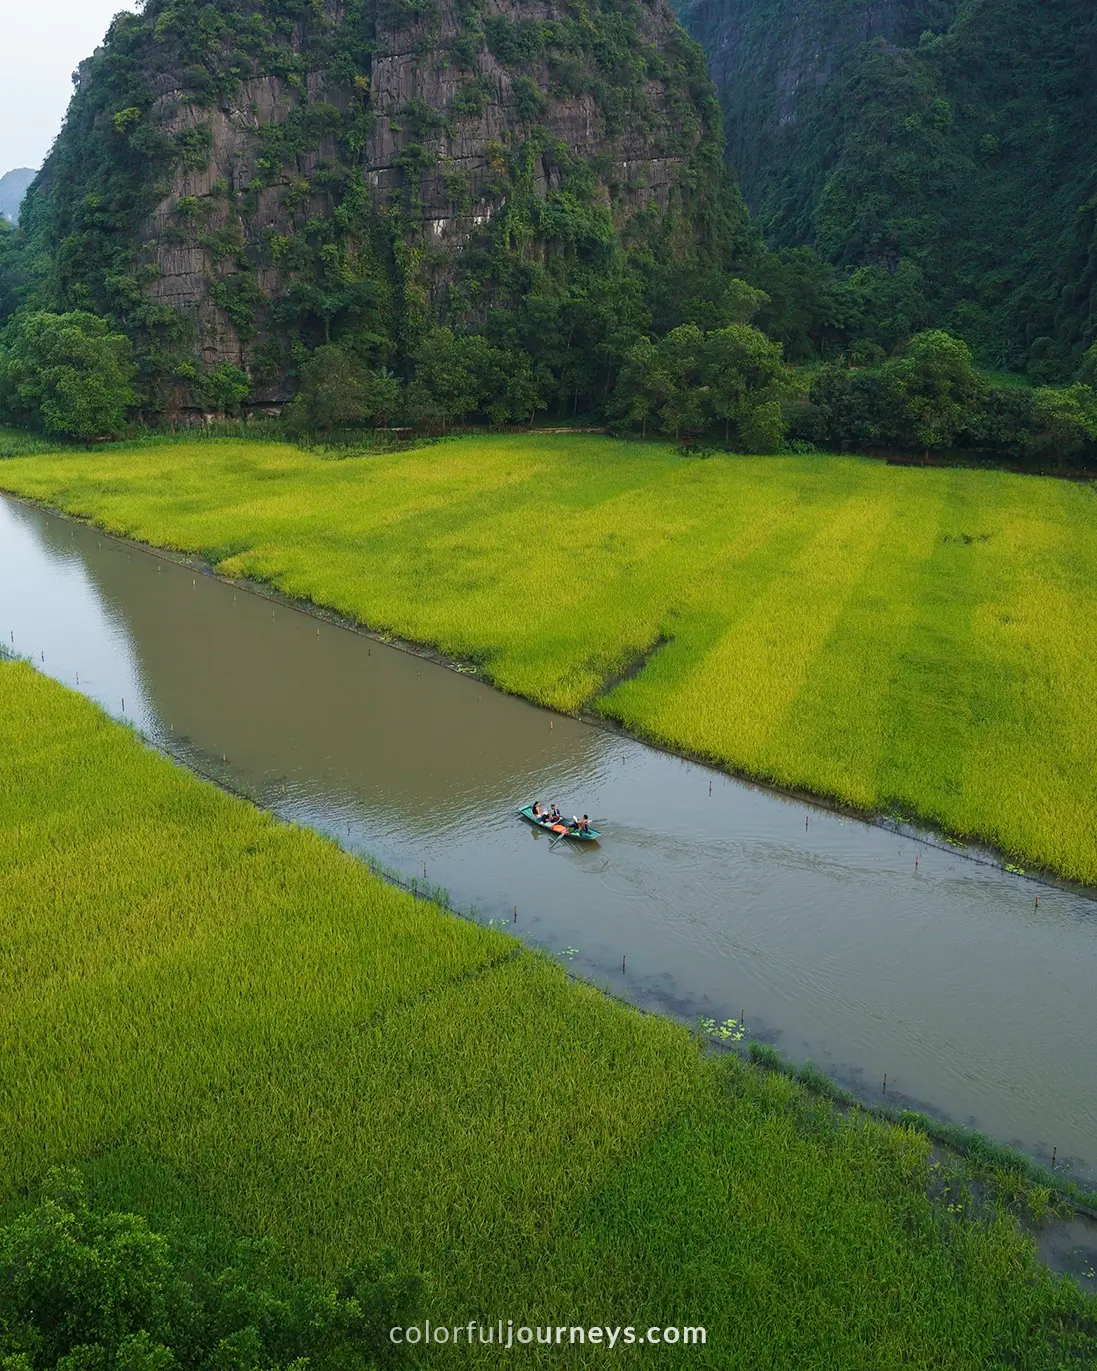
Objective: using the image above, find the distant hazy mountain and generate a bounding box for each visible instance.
[0,168,35,224]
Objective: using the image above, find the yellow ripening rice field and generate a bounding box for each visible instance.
[2,433,1096,882]
[3,658,1094,1368]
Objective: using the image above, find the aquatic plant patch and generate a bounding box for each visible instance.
[2,435,1096,882]
[2,661,1094,1365]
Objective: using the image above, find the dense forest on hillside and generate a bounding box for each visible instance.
[680,0,1097,382]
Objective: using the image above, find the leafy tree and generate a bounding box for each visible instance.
[194,361,250,415]
[645,324,708,438]
[610,337,660,437]
[752,247,852,361]
[405,328,542,429]
[880,330,985,451]
[1024,384,1097,469]
[284,344,403,434]
[739,398,787,454]
[610,323,787,446]
[702,323,786,447]
[0,311,138,438]
[404,328,485,430]
[0,1170,420,1371]
[806,365,892,449]
[966,384,1038,458]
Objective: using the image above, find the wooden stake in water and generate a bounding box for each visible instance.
[1052,1147,1057,1167]
[882,1074,887,1094]
[622,954,626,974]
[513,906,517,923]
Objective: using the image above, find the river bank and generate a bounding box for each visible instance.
[3,656,1094,1365]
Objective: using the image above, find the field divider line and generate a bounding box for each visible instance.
[338,946,527,1046]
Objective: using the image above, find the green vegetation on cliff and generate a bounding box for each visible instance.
[3,657,1094,1367]
[4,434,1097,884]
[681,0,1097,380]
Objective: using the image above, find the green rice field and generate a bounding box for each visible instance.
[2,658,1094,1367]
[2,433,1096,882]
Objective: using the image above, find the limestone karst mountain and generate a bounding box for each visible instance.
[12,0,751,405]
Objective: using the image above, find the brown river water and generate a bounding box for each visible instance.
[3,492,1096,1181]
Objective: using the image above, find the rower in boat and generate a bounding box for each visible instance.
[518,805,602,841]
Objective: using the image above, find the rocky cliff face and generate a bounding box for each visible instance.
[25,0,747,403]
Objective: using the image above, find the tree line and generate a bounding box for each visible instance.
[2,305,1094,469]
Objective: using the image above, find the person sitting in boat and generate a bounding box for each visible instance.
[532,801,548,821]
[571,815,591,834]
[548,803,563,824]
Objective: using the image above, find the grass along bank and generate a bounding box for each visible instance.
[3,657,1095,1367]
[2,434,1096,884]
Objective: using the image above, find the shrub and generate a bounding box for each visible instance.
[194,361,251,415]
[0,1169,422,1370]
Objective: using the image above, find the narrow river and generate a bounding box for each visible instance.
[4,492,1095,1179]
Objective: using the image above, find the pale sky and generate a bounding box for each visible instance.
[0,1,134,173]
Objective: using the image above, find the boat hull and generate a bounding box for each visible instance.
[519,806,601,841]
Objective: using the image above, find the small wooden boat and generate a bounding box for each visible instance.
[519,806,602,841]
